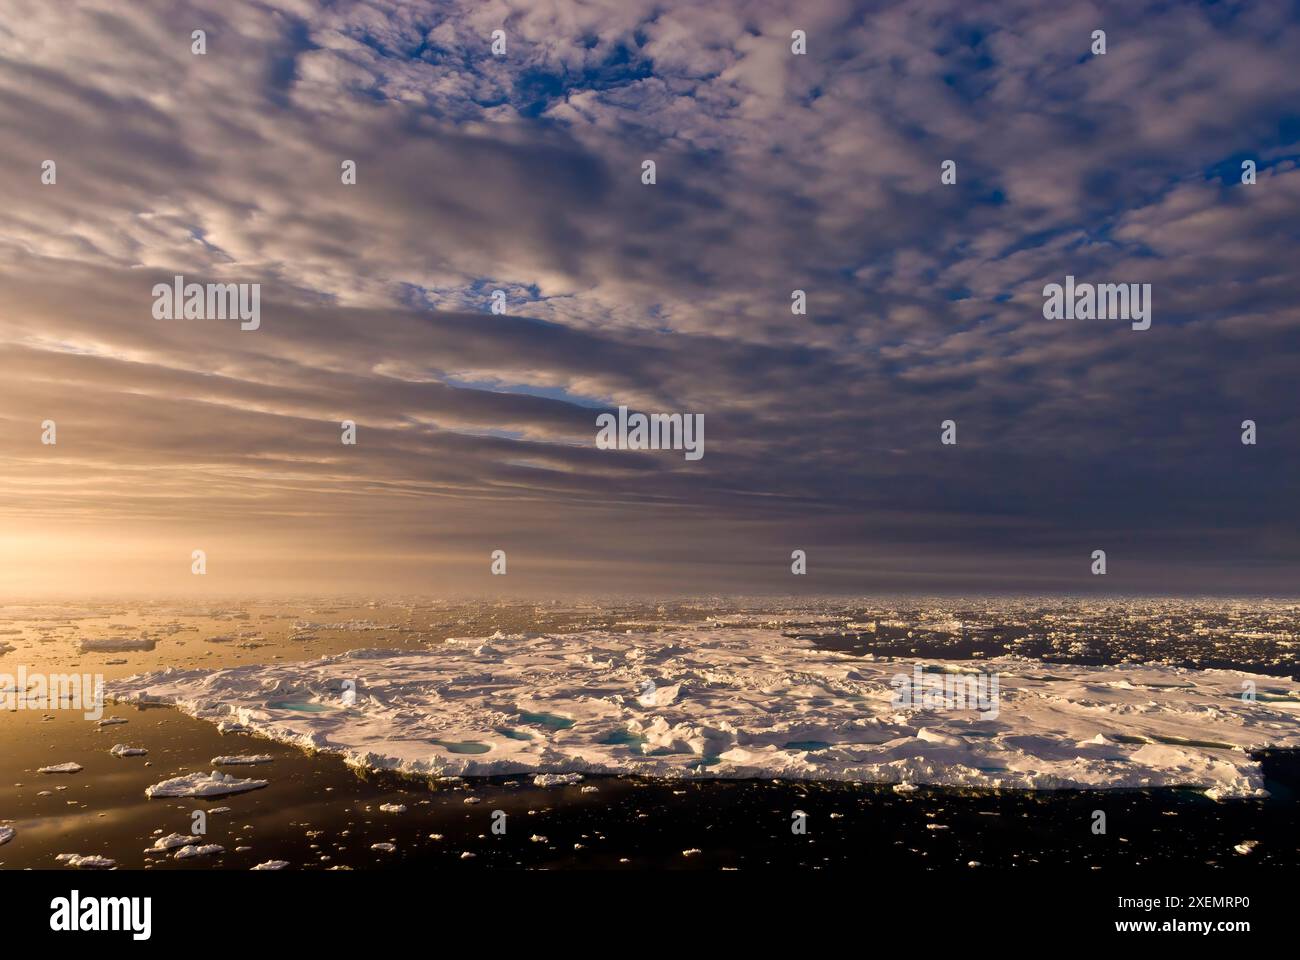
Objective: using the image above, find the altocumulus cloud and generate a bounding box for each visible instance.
[0,0,1297,595]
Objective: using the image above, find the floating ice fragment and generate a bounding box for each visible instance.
[144,834,193,853]
[0,825,13,846]
[39,762,82,774]
[534,773,583,787]
[174,844,224,859]
[110,745,147,757]
[55,853,116,869]
[146,770,268,799]
[251,860,289,870]
[80,637,155,653]
[210,754,274,766]
[378,803,407,813]
[371,842,396,852]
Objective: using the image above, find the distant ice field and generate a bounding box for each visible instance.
[109,625,1300,799]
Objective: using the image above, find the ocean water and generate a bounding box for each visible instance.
[1,597,1297,870]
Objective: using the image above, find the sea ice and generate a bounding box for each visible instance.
[210,754,274,765]
[80,637,155,653]
[39,763,83,775]
[251,860,289,870]
[110,745,147,757]
[534,773,584,787]
[0,825,14,846]
[145,770,268,799]
[109,625,1300,797]
[174,844,224,859]
[144,833,193,853]
[55,853,116,869]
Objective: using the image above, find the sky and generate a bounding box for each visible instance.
[0,0,1297,597]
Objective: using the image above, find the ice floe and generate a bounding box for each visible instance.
[252,860,289,870]
[110,745,147,757]
[109,626,1300,797]
[144,833,193,853]
[39,762,83,775]
[174,844,224,859]
[145,770,269,799]
[0,825,14,846]
[534,773,583,787]
[55,853,116,869]
[210,754,274,765]
[80,637,155,653]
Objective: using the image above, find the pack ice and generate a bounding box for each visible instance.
[109,627,1300,797]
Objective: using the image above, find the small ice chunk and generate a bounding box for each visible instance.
[682,848,702,857]
[533,773,583,787]
[80,637,155,653]
[174,844,224,859]
[39,763,83,774]
[144,833,193,853]
[378,803,407,813]
[210,754,274,766]
[251,860,290,870]
[1234,840,1258,856]
[110,744,147,758]
[97,717,128,727]
[0,825,14,846]
[55,853,116,869]
[146,770,268,799]
[371,842,396,853]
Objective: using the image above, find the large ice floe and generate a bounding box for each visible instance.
[109,626,1300,798]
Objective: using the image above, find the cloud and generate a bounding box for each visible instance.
[0,0,1297,595]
